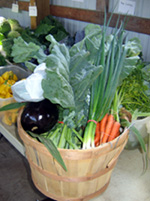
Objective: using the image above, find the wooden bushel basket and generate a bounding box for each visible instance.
[17,109,128,201]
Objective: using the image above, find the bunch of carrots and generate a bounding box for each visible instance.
[94,113,121,147]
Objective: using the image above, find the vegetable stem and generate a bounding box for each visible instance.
[57,124,67,148]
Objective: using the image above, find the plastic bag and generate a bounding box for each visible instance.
[11,63,46,102]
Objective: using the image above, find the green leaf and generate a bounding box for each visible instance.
[2,38,14,58]
[53,30,68,42]
[42,35,75,109]
[69,24,102,60]
[42,69,75,109]
[0,102,27,112]
[118,38,142,85]
[34,24,54,37]
[38,136,67,171]
[70,50,103,112]
[125,37,142,57]
[119,56,139,85]
[34,48,47,64]
[84,23,102,37]
[25,61,37,72]
[0,52,7,66]
[11,37,40,63]
[126,121,146,152]
[21,28,42,46]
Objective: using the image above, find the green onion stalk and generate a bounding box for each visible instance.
[82,15,128,149]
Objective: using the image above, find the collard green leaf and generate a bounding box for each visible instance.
[118,38,142,85]
[70,50,103,111]
[43,35,103,113]
[42,37,75,109]
[2,38,14,58]
[25,61,37,72]
[141,64,150,82]
[119,56,139,85]
[42,69,75,109]
[34,24,54,37]
[34,48,47,64]
[46,35,70,81]
[21,28,42,46]
[84,24,102,37]
[69,24,102,59]
[53,30,68,42]
[125,37,142,57]
[11,37,40,63]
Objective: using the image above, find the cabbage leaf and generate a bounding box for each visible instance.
[42,35,103,112]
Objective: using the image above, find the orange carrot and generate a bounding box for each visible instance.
[116,130,120,138]
[108,121,120,142]
[101,114,114,143]
[99,113,109,144]
[94,122,101,146]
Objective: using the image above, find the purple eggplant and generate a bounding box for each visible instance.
[21,99,58,134]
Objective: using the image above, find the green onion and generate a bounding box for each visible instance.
[82,14,128,149]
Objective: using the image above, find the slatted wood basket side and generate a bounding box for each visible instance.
[17,109,128,201]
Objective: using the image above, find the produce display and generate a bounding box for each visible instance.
[0,71,18,98]
[0,70,18,126]
[116,58,150,154]
[119,60,150,115]
[0,14,149,171]
[0,17,23,64]
[0,15,69,66]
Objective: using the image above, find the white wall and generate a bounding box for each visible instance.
[0,8,30,28]
[52,0,150,62]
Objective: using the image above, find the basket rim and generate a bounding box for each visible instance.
[17,108,129,155]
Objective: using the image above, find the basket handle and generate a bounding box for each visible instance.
[106,137,128,168]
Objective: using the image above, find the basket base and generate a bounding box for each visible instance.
[32,176,110,201]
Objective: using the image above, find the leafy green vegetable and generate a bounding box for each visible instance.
[7,30,20,39]
[37,15,69,42]
[42,35,103,113]
[9,15,69,67]
[0,17,11,36]
[0,33,5,45]
[0,53,7,66]
[11,37,45,63]
[38,33,103,151]
[125,38,142,57]
[7,18,23,33]
[21,27,42,46]
[43,35,75,109]
[43,69,75,109]
[34,24,54,37]
[118,38,142,84]
[1,38,14,59]
[24,61,37,72]
[111,86,149,162]
[119,60,150,113]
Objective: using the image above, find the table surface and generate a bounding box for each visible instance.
[0,121,150,201]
